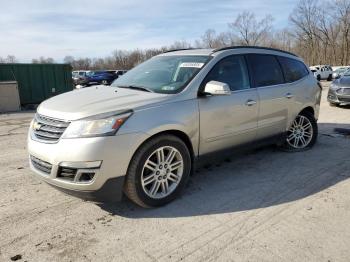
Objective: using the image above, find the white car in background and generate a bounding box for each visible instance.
[332,66,350,79]
[310,65,333,81]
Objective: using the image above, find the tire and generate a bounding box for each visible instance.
[281,111,318,152]
[317,75,321,81]
[327,74,332,81]
[124,135,191,208]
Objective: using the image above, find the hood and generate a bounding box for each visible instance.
[334,76,350,88]
[38,85,169,120]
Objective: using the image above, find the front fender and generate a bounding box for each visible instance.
[118,99,200,156]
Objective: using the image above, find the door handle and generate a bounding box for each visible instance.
[245,99,257,106]
[285,93,294,99]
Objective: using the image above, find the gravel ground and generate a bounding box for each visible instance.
[0,82,350,262]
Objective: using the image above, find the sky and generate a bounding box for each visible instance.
[0,0,297,62]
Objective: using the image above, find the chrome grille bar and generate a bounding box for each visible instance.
[32,114,69,142]
[30,155,52,174]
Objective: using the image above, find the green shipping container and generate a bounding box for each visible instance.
[0,63,73,105]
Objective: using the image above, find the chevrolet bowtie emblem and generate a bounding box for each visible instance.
[33,121,42,131]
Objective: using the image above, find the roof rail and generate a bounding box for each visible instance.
[212,46,298,57]
[162,48,195,54]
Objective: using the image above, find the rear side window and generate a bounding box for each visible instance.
[203,55,250,91]
[278,56,309,83]
[247,54,284,87]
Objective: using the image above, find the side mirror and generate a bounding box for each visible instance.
[203,81,231,96]
[335,74,341,79]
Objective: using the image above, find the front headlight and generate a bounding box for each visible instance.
[330,83,339,90]
[62,111,132,138]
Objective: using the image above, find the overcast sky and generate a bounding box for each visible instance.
[0,0,297,62]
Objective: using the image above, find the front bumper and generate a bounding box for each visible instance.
[327,88,350,105]
[28,131,148,202]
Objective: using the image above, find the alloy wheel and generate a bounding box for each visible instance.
[287,115,313,149]
[141,146,184,199]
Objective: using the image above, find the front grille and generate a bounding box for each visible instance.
[32,114,69,142]
[338,96,350,103]
[30,155,52,174]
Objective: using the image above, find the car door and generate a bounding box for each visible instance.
[198,55,259,155]
[246,54,290,140]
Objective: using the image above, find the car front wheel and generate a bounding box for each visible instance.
[281,111,318,152]
[124,135,191,208]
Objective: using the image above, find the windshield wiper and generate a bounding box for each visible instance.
[117,85,154,93]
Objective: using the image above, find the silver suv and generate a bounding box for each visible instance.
[28,47,321,207]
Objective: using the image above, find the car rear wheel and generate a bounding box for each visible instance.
[124,135,191,208]
[281,111,318,152]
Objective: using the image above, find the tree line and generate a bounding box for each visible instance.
[1,0,350,70]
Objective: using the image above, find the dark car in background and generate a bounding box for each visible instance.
[86,70,128,86]
[85,71,117,85]
[72,70,128,87]
[328,68,350,106]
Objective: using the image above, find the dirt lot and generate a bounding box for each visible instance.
[1,82,350,262]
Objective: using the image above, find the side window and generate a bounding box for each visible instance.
[278,56,309,83]
[247,54,284,87]
[203,55,250,91]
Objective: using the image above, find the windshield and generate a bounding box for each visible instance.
[336,67,347,73]
[111,55,211,94]
[343,68,350,76]
[86,71,97,76]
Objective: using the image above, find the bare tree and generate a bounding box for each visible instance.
[32,56,55,64]
[290,0,322,64]
[200,29,218,48]
[198,29,231,48]
[168,40,191,50]
[63,55,75,64]
[72,58,92,70]
[229,11,274,46]
[0,55,18,63]
[334,0,350,64]
[45,2,350,71]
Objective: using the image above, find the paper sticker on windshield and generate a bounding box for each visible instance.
[161,86,176,91]
[179,62,204,68]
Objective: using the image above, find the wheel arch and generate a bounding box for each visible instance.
[130,129,196,172]
[299,106,315,116]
